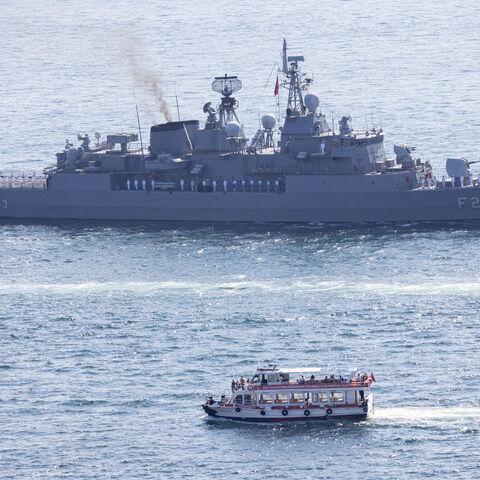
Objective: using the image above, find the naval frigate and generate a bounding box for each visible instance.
[1,40,479,223]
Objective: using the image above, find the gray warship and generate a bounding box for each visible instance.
[1,40,479,223]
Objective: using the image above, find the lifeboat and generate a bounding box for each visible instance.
[202,366,375,422]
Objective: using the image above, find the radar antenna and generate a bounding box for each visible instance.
[211,74,243,128]
[281,39,311,117]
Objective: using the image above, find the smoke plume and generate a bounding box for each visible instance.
[124,41,172,123]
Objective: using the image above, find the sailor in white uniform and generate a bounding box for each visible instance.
[241,180,246,192]
[266,180,271,192]
[442,176,446,188]
[151,179,155,190]
[232,180,237,191]
[469,175,474,186]
[190,180,195,192]
[134,179,139,190]
[421,177,425,189]
[180,179,185,191]
[212,180,217,192]
[142,179,146,191]
[250,179,254,191]
[223,180,228,192]
[427,177,431,188]
[433,176,437,188]
[451,176,455,188]
[275,179,280,192]
[127,179,131,190]
[460,176,464,187]
[321,141,325,154]
[258,180,262,192]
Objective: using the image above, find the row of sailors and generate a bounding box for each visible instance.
[126,178,284,192]
[0,175,46,188]
[420,175,479,189]
[182,179,283,193]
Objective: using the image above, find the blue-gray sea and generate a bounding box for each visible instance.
[1,1,480,478]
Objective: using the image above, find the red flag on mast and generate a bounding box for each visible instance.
[370,372,376,382]
[274,76,279,96]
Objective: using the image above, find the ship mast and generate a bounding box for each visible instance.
[282,39,307,117]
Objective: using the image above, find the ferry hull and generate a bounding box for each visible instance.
[203,405,370,422]
[2,187,480,223]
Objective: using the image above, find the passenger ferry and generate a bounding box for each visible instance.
[202,366,375,422]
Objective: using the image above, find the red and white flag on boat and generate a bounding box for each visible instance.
[370,372,376,382]
[274,76,279,96]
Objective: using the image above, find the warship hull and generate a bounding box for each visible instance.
[2,185,480,223]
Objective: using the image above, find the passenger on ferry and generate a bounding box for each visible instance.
[240,376,245,389]
[322,376,328,383]
[299,375,305,384]
[231,379,236,392]
[207,396,214,405]
[309,374,316,384]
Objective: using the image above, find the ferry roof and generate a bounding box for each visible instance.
[257,367,358,375]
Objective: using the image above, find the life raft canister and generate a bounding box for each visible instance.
[363,406,368,413]
[281,409,288,416]
[304,409,311,416]
[235,407,241,413]
[326,408,333,415]
[260,410,266,416]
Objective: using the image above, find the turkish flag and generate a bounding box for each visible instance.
[370,373,376,382]
[274,76,279,96]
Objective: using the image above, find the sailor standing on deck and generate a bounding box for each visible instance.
[266,180,271,192]
[180,179,185,191]
[250,179,254,191]
[451,176,455,188]
[142,179,146,191]
[190,180,195,192]
[134,179,139,190]
[127,179,131,190]
[223,180,228,192]
[241,180,246,192]
[232,180,237,191]
[460,176,464,187]
[275,179,280,192]
[320,141,325,154]
[442,176,446,188]
[151,179,155,191]
[212,180,217,192]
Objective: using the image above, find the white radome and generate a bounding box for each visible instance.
[225,121,242,137]
[261,114,276,130]
[304,93,320,112]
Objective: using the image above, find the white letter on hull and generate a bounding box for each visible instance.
[457,197,467,208]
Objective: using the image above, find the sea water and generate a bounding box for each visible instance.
[0,1,479,478]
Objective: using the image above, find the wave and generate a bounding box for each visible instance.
[374,406,480,424]
[1,279,480,297]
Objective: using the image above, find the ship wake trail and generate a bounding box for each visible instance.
[124,41,172,123]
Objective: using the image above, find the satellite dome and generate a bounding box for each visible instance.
[261,114,276,130]
[225,121,242,137]
[304,93,320,112]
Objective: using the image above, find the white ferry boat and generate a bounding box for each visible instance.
[202,366,375,422]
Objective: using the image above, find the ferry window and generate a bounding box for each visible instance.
[290,392,304,403]
[244,394,257,405]
[268,374,279,383]
[234,395,243,404]
[251,375,260,383]
[274,393,288,404]
[280,374,290,382]
[313,392,328,402]
[258,394,272,404]
[331,392,344,403]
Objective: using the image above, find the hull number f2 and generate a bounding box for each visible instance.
[457,197,480,209]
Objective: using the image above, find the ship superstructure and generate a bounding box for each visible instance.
[0,40,479,223]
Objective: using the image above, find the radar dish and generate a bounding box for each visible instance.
[212,75,242,97]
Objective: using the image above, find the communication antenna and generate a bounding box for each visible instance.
[370,107,375,130]
[135,104,145,160]
[94,131,101,147]
[175,85,181,121]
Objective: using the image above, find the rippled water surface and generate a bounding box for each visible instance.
[1,0,480,478]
